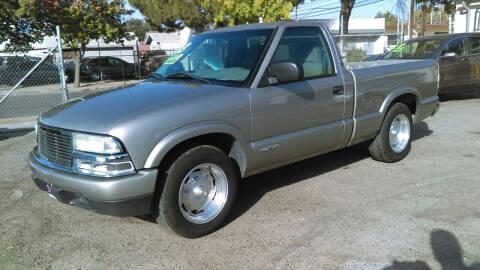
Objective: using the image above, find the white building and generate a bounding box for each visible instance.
[82,32,139,63]
[319,18,388,55]
[144,28,193,53]
[454,1,480,33]
[0,36,57,57]
[0,33,140,63]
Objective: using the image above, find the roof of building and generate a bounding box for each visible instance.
[145,31,182,44]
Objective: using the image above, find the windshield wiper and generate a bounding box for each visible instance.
[166,72,213,84]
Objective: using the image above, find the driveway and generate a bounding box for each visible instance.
[0,97,479,269]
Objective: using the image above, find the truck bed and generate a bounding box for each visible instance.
[344,59,426,70]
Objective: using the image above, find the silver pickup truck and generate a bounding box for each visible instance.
[29,21,440,238]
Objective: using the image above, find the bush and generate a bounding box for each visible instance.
[346,48,367,62]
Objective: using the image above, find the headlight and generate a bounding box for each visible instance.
[71,133,134,177]
[72,133,122,154]
[72,152,135,177]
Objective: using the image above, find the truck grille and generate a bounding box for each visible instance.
[37,125,72,168]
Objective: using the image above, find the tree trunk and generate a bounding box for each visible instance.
[421,8,427,37]
[73,50,81,87]
[340,0,355,34]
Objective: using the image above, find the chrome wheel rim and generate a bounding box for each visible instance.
[389,113,410,153]
[178,163,228,224]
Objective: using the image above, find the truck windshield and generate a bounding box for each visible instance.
[155,29,273,86]
[383,38,445,59]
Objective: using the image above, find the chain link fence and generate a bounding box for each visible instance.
[63,46,146,84]
[0,47,66,130]
[334,33,401,62]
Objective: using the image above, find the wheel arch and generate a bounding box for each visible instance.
[144,121,252,178]
[380,86,420,118]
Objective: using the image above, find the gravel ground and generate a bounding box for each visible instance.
[0,96,479,270]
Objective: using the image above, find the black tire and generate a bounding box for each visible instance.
[154,145,238,238]
[90,72,101,81]
[369,103,413,163]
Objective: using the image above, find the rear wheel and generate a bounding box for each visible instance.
[90,72,101,81]
[369,103,413,162]
[154,145,238,238]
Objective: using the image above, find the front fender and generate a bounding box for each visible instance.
[143,121,252,177]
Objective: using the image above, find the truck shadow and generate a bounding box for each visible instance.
[223,121,432,227]
[382,229,480,270]
[439,91,480,102]
[0,128,34,141]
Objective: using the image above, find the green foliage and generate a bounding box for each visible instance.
[18,0,133,50]
[375,11,398,24]
[208,0,303,26]
[0,0,44,50]
[129,0,303,32]
[128,0,220,32]
[346,47,367,62]
[13,0,133,85]
[415,0,455,15]
[126,19,151,41]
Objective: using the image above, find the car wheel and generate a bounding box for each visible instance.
[90,72,101,81]
[154,145,238,238]
[368,103,413,163]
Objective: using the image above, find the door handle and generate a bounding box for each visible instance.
[333,85,344,95]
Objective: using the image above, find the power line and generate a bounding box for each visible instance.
[299,0,389,18]
[296,0,339,8]
[297,0,375,17]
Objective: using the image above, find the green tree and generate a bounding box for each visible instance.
[126,19,151,41]
[18,0,133,86]
[415,0,455,36]
[375,11,398,24]
[128,0,220,32]
[209,0,304,26]
[0,0,44,50]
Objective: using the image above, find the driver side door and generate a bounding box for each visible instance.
[250,26,346,171]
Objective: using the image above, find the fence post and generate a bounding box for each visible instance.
[338,15,344,60]
[56,25,69,101]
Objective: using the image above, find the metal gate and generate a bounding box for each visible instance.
[0,26,68,131]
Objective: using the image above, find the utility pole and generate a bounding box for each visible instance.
[409,0,414,39]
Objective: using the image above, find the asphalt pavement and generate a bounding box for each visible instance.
[0,96,479,269]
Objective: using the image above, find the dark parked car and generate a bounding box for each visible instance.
[364,54,383,61]
[0,56,60,86]
[65,56,147,82]
[141,50,170,72]
[383,33,480,95]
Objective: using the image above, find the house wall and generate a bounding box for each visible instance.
[454,2,480,33]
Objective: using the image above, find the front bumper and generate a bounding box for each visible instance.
[29,151,158,217]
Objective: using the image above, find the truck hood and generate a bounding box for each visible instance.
[39,80,228,134]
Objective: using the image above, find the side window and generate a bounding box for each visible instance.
[107,58,121,66]
[441,38,466,57]
[469,37,480,55]
[270,27,334,80]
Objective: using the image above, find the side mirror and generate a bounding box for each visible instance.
[267,62,303,85]
[441,52,457,59]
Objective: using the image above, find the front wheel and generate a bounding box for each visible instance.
[369,103,413,163]
[154,145,238,238]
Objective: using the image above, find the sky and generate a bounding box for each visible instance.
[124,1,145,21]
[293,0,408,21]
[123,0,407,22]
